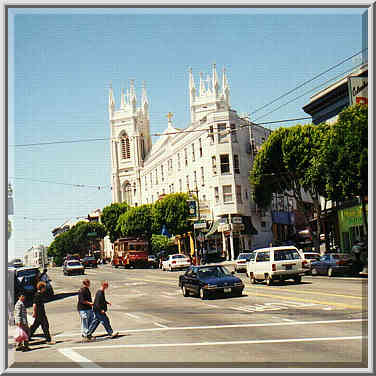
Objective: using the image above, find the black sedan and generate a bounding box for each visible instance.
[179,265,244,300]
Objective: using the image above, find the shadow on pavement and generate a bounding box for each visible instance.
[46,292,78,303]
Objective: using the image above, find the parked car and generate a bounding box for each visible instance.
[63,260,85,275]
[162,254,191,271]
[81,256,98,268]
[234,252,254,273]
[301,252,321,274]
[310,253,353,277]
[179,265,244,300]
[246,246,306,286]
[12,267,40,304]
[148,255,159,269]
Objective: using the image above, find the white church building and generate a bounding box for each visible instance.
[109,65,273,260]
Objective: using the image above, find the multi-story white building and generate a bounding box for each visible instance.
[109,65,273,259]
[23,245,48,268]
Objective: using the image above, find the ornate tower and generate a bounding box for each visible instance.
[109,80,151,205]
[189,64,230,123]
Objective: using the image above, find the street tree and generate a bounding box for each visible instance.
[151,193,192,236]
[70,221,107,257]
[101,202,130,243]
[251,123,328,251]
[117,204,153,239]
[47,231,74,266]
[151,234,176,255]
[321,104,368,235]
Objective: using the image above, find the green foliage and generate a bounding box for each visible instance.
[101,202,130,243]
[47,221,107,265]
[151,234,175,254]
[321,104,368,200]
[151,193,192,235]
[117,204,153,239]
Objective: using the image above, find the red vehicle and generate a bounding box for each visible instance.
[81,256,98,268]
[112,237,149,268]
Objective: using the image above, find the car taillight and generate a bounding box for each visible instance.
[302,260,308,267]
[172,261,176,264]
[272,264,276,271]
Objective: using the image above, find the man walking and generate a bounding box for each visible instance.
[29,281,55,345]
[77,279,94,342]
[86,281,118,339]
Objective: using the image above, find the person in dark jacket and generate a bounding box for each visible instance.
[77,279,94,341]
[29,282,55,344]
[86,281,118,338]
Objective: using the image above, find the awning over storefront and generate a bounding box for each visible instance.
[205,220,220,238]
[242,216,258,235]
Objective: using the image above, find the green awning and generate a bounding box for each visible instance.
[205,220,220,238]
[242,216,258,235]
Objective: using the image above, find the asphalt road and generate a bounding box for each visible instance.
[8,263,368,370]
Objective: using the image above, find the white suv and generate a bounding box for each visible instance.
[246,246,306,286]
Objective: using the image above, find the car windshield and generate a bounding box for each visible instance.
[197,266,232,278]
[17,269,39,277]
[237,253,252,260]
[305,254,320,259]
[172,255,186,259]
[68,261,82,266]
[274,249,301,261]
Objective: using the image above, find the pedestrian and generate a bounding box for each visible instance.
[14,294,30,351]
[86,281,119,339]
[77,279,94,342]
[29,281,55,345]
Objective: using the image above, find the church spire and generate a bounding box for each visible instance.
[109,83,115,113]
[212,63,219,96]
[199,72,206,96]
[130,79,137,112]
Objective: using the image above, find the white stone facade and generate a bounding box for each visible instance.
[109,65,274,259]
[23,245,48,268]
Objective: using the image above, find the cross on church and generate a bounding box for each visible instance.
[167,112,174,122]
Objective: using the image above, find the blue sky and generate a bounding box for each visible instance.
[7,7,367,259]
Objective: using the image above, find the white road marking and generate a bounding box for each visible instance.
[59,348,101,368]
[323,307,333,310]
[282,319,295,322]
[204,304,220,309]
[154,322,168,328]
[53,318,366,337]
[125,313,141,320]
[70,336,365,350]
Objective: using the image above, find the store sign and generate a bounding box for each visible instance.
[218,224,230,232]
[194,221,207,230]
[199,200,211,219]
[348,77,368,105]
[187,200,197,219]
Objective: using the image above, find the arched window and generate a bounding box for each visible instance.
[120,134,131,159]
[123,183,132,205]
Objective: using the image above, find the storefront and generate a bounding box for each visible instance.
[338,204,367,252]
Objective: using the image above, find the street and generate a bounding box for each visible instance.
[9,264,368,369]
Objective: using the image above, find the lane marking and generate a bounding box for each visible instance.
[154,322,168,328]
[71,336,365,350]
[125,313,140,320]
[204,304,220,308]
[244,289,364,310]
[54,318,366,337]
[247,285,364,300]
[59,348,101,368]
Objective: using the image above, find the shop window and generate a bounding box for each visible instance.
[218,123,228,143]
[223,185,233,203]
[220,154,230,174]
[230,124,238,143]
[233,154,240,174]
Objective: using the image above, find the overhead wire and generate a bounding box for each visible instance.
[249,48,367,116]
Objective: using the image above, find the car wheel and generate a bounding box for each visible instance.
[311,267,318,276]
[328,267,335,277]
[250,274,257,284]
[294,275,302,284]
[182,285,189,297]
[199,288,207,300]
[266,275,273,286]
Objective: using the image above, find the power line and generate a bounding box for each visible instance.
[250,48,367,116]
[9,177,111,190]
[253,62,365,123]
